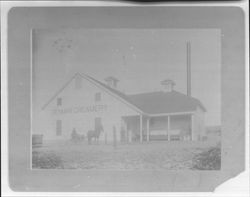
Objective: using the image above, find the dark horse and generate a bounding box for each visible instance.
[87,126,103,145]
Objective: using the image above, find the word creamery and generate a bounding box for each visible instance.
[52,105,108,115]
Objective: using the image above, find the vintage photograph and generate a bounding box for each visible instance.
[31,28,221,170]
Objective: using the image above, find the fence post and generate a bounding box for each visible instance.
[105,132,107,145]
[113,126,117,148]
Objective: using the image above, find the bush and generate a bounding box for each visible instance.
[192,145,221,170]
[32,151,63,169]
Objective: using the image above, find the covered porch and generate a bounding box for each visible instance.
[121,113,194,143]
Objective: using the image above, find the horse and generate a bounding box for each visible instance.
[87,127,103,145]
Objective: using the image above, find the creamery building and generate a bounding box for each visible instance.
[38,73,206,143]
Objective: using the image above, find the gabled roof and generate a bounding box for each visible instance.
[42,73,143,113]
[42,73,206,114]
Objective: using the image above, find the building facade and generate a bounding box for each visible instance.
[36,73,206,143]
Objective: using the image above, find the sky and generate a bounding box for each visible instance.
[33,29,221,126]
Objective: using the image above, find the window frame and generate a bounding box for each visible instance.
[95,92,101,102]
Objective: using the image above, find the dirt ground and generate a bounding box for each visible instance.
[32,136,220,170]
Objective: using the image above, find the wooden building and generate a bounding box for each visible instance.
[37,73,206,142]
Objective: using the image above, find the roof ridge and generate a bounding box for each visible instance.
[128,91,162,96]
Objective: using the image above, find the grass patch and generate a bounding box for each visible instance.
[192,144,221,170]
[32,150,63,169]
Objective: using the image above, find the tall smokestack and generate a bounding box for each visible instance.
[187,41,191,97]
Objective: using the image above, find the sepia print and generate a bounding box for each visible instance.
[32,29,221,170]
[6,6,246,192]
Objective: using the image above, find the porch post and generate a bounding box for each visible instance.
[146,117,150,142]
[191,114,194,141]
[167,115,170,141]
[140,114,143,143]
[124,118,129,143]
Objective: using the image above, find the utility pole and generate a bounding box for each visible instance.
[187,41,191,97]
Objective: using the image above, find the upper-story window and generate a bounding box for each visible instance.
[75,76,82,89]
[57,98,62,106]
[95,92,101,102]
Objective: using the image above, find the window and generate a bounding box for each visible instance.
[95,92,101,102]
[75,76,82,89]
[57,98,62,106]
[56,120,62,136]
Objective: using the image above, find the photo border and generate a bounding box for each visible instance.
[7,5,246,192]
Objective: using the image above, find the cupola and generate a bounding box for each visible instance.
[104,76,119,89]
[161,79,175,92]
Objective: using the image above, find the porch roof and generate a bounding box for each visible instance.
[127,91,206,114]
